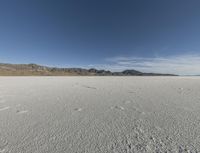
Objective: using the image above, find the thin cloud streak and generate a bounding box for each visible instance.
[88,54,200,75]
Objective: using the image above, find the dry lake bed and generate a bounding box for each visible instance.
[0,77,200,153]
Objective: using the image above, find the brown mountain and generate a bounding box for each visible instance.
[0,63,177,76]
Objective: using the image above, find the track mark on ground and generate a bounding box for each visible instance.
[74,108,83,112]
[16,110,28,114]
[110,106,125,111]
[128,91,136,94]
[82,85,96,90]
[0,107,10,112]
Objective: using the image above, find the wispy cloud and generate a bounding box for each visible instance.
[88,54,200,75]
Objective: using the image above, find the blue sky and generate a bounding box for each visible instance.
[0,0,200,75]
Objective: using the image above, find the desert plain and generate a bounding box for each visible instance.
[0,77,200,152]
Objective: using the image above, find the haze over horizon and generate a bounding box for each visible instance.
[1,0,200,75]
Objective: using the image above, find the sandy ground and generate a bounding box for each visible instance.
[0,77,200,153]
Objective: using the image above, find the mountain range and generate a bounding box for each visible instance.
[0,63,177,76]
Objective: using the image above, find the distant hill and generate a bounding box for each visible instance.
[0,63,177,76]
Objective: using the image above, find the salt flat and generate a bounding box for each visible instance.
[0,77,200,152]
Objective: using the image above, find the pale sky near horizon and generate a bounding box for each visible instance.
[0,0,200,75]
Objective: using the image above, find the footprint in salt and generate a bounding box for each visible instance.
[128,91,136,94]
[82,85,96,90]
[178,87,184,94]
[74,108,83,112]
[16,110,28,114]
[0,107,10,112]
[110,106,125,111]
